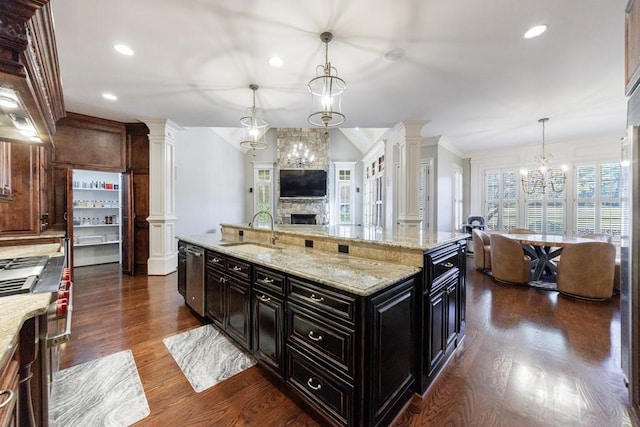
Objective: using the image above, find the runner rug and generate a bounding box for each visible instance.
[163,324,256,393]
[50,349,150,426]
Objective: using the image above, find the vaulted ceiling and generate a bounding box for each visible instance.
[50,0,628,155]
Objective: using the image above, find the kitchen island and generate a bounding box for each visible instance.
[178,225,468,427]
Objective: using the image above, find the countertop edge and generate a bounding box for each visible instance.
[0,293,52,370]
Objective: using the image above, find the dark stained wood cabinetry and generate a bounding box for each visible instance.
[177,241,186,296]
[252,267,285,377]
[204,250,251,350]
[185,237,468,426]
[125,123,150,275]
[420,241,466,393]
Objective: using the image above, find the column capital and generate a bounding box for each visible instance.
[392,120,430,141]
[143,119,183,140]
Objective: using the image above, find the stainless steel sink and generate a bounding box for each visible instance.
[220,242,281,254]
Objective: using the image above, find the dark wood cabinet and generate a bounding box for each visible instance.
[177,241,186,297]
[366,278,415,427]
[420,241,465,393]
[206,267,225,326]
[253,267,285,377]
[180,236,468,427]
[204,249,251,350]
[226,276,251,349]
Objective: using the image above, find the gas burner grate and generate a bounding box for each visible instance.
[2,256,49,270]
[0,276,37,297]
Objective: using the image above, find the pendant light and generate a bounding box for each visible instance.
[307,31,346,130]
[239,84,268,151]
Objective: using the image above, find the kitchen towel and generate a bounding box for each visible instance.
[163,324,256,393]
[50,349,150,427]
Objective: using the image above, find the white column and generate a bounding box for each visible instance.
[395,120,428,229]
[144,119,180,275]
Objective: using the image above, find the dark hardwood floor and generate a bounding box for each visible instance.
[60,258,638,426]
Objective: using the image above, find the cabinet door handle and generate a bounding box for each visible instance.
[442,262,454,268]
[219,277,225,284]
[262,277,274,284]
[307,378,322,391]
[259,294,271,302]
[0,389,15,409]
[231,266,242,272]
[187,250,202,257]
[308,331,323,342]
[309,293,324,302]
[212,258,222,264]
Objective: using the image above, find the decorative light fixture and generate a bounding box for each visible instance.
[520,118,567,195]
[287,143,314,168]
[239,84,268,152]
[307,31,346,130]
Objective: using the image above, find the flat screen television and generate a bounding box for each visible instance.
[279,169,327,197]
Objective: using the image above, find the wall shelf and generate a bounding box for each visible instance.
[74,241,121,248]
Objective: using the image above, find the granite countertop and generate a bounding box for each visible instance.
[178,234,421,296]
[221,223,469,251]
[0,293,51,369]
[0,243,64,259]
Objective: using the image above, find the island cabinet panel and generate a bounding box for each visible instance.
[253,284,285,377]
[365,278,416,427]
[252,266,286,377]
[177,241,186,296]
[206,267,225,327]
[420,241,466,394]
[203,249,252,350]
[225,275,251,349]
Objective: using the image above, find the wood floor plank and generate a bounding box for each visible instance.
[59,259,638,426]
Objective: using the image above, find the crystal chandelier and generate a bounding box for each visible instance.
[520,118,567,194]
[307,31,346,130]
[239,84,268,152]
[287,143,314,168]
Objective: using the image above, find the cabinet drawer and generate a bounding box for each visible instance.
[227,257,251,281]
[426,245,459,289]
[287,347,353,427]
[287,302,355,377]
[255,266,285,294]
[288,277,356,324]
[206,251,226,270]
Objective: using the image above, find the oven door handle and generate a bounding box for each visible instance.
[47,286,73,348]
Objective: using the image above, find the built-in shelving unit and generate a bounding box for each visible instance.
[72,170,122,267]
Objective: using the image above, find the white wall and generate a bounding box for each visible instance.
[175,128,245,236]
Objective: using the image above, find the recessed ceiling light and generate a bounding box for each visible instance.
[269,56,283,67]
[102,93,118,101]
[0,96,18,109]
[114,44,134,56]
[524,24,547,39]
[383,48,406,62]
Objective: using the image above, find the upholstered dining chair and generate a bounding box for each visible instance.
[489,234,531,285]
[556,241,616,301]
[472,229,491,271]
[508,228,536,234]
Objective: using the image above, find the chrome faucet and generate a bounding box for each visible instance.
[249,210,278,245]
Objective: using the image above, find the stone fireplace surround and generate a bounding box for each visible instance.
[276,128,329,224]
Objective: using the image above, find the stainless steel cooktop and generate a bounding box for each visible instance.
[0,256,49,296]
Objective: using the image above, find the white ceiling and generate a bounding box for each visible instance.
[50,0,629,155]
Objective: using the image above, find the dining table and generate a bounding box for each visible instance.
[500,233,597,281]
